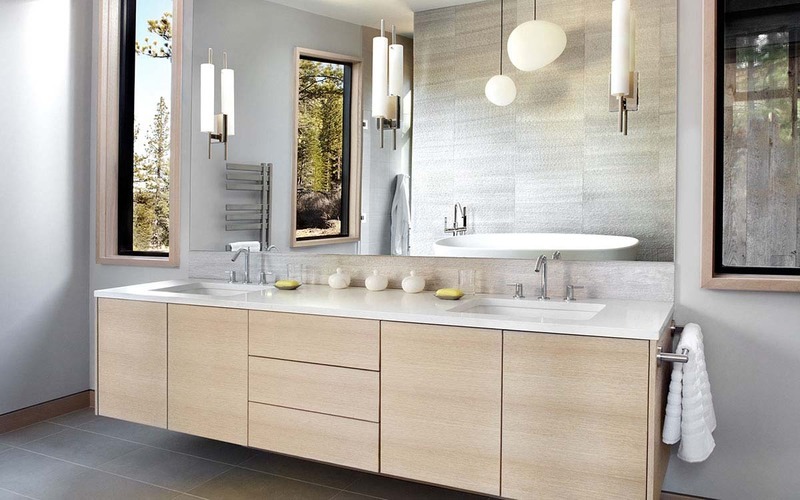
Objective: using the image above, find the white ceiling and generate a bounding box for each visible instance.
[265,0,485,36]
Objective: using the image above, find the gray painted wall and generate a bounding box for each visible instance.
[0,0,93,414]
[188,0,363,255]
[412,0,677,261]
[667,0,800,497]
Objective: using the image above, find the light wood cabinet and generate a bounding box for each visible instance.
[97,299,167,428]
[380,322,502,496]
[168,305,248,445]
[249,402,379,472]
[502,331,651,500]
[249,357,379,422]
[249,311,379,370]
[97,298,671,499]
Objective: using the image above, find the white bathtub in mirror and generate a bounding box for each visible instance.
[433,233,640,261]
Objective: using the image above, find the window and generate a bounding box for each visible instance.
[119,0,174,256]
[97,0,181,266]
[291,49,362,247]
[702,0,800,291]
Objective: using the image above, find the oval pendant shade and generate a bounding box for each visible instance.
[507,20,567,72]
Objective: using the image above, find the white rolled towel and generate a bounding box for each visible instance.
[228,241,260,252]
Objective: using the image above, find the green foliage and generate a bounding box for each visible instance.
[133,97,170,252]
[296,59,344,197]
[136,12,172,60]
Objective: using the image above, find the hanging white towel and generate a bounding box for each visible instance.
[390,174,411,256]
[227,241,260,252]
[662,323,716,463]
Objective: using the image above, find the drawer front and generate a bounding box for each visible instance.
[249,402,379,472]
[249,357,379,422]
[249,311,379,370]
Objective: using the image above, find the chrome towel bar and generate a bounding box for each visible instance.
[657,321,689,365]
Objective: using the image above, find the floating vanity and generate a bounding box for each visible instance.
[95,281,674,499]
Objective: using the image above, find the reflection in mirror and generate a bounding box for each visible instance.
[189,0,677,262]
[291,50,362,248]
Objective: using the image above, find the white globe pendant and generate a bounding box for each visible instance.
[507,20,567,72]
[485,74,517,106]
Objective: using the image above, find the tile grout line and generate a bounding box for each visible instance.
[0,446,196,498]
[0,485,39,500]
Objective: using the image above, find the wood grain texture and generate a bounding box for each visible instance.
[647,323,674,500]
[502,331,650,500]
[380,322,501,496]
[249,357,379,422]
[249,402,378,472]
[97,299,167,428]
[249,311,379,370]
[168,304,248,445]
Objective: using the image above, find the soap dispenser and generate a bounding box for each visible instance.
[402,271,425,294]
[365,270,388,291]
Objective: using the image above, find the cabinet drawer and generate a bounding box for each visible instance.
[249,403,379,472]
[249,311,379,370]
[249,357,379,422]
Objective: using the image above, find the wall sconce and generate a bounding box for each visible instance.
[610,0,638,135]
[201,48,235,159]
[372,20,403,150]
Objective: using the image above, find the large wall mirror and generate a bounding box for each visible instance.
[188,0,677,262]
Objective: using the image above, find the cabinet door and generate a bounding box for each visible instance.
[168,305,248,445]
[381,322,502,496]
[502,331,650,500]
[97,299,167,428]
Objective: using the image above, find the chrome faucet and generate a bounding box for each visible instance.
[444,203,468,235]
[534,254,550,301]
[232,248,251,284]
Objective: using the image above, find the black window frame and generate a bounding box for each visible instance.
[713,0,800,276]
[117,0,169,257]
[295,54,353,242]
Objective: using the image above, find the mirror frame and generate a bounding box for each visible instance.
[290,47,364,248]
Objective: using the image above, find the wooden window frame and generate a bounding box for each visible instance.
[290,47,363,249]
[701,0,800,292]
[96,0,182,267]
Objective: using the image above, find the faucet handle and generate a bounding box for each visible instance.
[227,270,238,284]
[564,285,584,302]
[507,283,525,299]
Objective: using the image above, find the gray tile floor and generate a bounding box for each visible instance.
[0,409,490,499]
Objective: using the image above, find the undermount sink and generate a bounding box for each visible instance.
[155,282,264,297]
[448,298,605,322]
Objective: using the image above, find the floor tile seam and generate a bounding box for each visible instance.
[69,426,248,467]
[1,447,192,498]
[0,424,68,447]
[233,462,353,493]
[0,486,39,500]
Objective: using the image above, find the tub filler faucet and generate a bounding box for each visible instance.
[444,203,468,235]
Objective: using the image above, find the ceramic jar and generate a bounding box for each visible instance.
[402,271,426,294]
[328,268,349,289]
[365,270,388,291]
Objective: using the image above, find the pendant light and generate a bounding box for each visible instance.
[485,0,517,107]
[507,0,567,72]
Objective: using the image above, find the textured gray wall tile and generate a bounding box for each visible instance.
[412,0,677,260]
[189,251,675,301]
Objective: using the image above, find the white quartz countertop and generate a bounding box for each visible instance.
[95,280,674,340]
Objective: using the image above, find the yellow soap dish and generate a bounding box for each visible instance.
[435,288,465,300]
[275,280,301,290]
